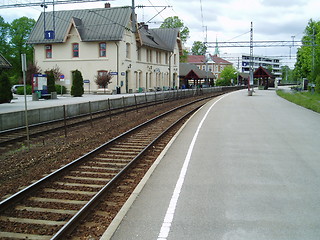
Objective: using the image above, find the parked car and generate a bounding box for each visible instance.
[11,84,24,94]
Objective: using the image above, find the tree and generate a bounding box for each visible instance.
[281,65,296,83]
[191,41,207,55]
[0,16,9,58]
[160,16,189,43]
[94,72,113,93]
[26,62,41,85]
[50,65,62,83]
[8,17,36,79]
[267,65,273,73]
[180,49,189,63]
[0,71,13,103]
[315,75,320,93]
[45,65,62,93]
[294,19,320,82]
[46,70,56,93]
[216,65,237,86]
[71,70,84,97]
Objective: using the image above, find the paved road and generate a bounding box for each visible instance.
[108,88,320,240]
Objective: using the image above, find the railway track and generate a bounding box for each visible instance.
[0,89,208,151]
[0,94,211,239]
[0,96,161,150]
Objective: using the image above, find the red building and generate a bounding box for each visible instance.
[187,54,232,81]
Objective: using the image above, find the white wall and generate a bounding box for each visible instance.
[34,25,180,93]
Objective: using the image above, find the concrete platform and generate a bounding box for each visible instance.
[0,93,128,114]
[106,88,320,240]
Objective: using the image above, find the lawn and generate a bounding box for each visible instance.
[276,89,320,113]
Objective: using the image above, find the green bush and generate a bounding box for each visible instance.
[215,78,231,86]
[0,71,13,103]
[315,75,320,94]
[46,70,56,93]
[55,84,67,94]
[16,85,32,95]
[71,70,84,97]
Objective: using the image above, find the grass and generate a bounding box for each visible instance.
[276,89,320,113]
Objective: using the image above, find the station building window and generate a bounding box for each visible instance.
[126,43,131,59]
[45,44,52,58]
[99,42,106,57]
[72,43,79,57]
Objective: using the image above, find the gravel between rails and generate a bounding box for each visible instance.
[0,98,200,202]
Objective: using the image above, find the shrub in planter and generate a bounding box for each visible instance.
[0,72,13,103]
[46,70,56,93]
[71,70,84,97]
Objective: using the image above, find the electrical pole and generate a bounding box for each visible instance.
[250,22,254,89]
[21,54,30,151]
[312,26,315,78]
[132,0,136,33]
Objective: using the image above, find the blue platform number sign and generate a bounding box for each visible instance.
[45,30,55,40]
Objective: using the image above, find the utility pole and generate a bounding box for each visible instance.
[132,0,136,33]
[312,26,315,77]
[21,54,30,151]
[249,22,254,89]
[237,57,240,85]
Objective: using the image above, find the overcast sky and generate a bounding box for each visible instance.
[1,0,319,66]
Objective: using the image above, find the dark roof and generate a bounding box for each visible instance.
[180,63,215,79]
[0,53,12,69]
[28,7,132,44]
[28,7,180,52]
[187,55,206,63]
[254,66,275,79]
[139,27,180,51]
[239,72,249,79]
[187,54,232,65]
[211,54,232,65]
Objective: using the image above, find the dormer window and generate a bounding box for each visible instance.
[72,43,79,57]
[45,44,52,58]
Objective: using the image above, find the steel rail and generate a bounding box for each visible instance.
[0,91,193,147]
[0,93,212,211]
[0,88,242,238]
[0,92,212,239]
[52,101,201,239]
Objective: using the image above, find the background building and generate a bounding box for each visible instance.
[187,54,232,81]
[220,53,281,81]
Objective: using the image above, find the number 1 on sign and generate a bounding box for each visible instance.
[45,30,55,40]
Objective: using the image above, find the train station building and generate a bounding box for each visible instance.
[28,4,182,94]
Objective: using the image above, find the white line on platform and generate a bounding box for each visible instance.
[157,93,229,240]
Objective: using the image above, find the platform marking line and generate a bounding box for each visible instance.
[157,93,228,240]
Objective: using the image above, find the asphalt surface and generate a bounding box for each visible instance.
[107,88,320,240]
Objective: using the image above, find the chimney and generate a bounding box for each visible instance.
[105,2,111,8]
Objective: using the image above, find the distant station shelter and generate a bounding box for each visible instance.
[238,73,249,86]
[179,63,215,88]
[254,66,275,89]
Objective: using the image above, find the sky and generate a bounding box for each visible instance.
[1,0,320,67]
